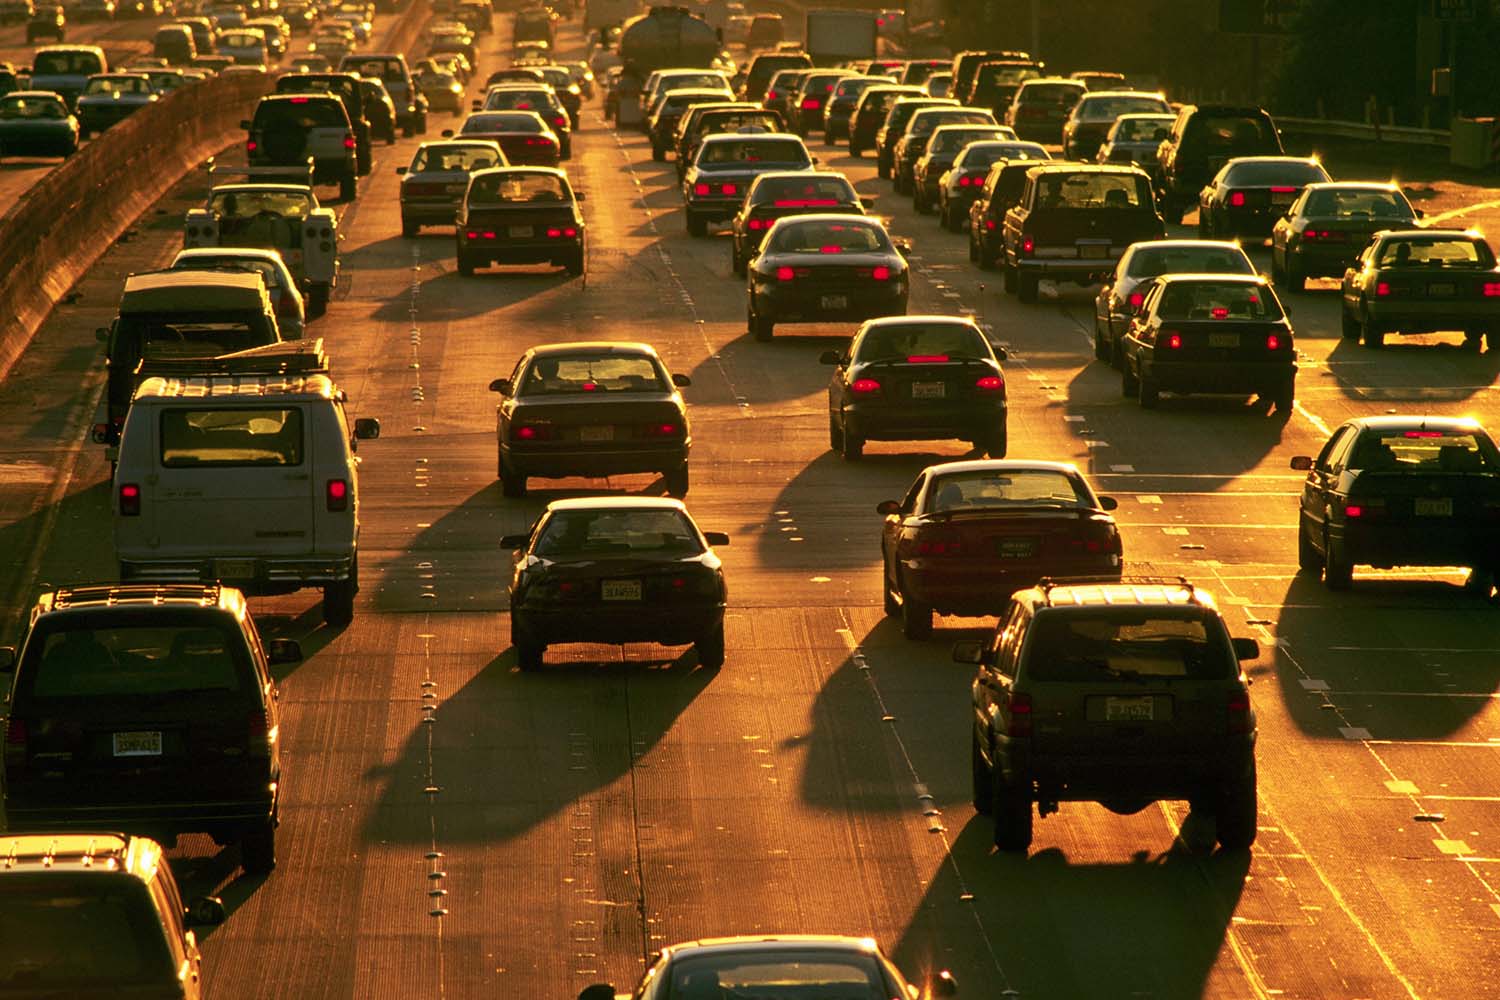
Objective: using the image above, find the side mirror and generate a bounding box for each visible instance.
[395,165,406,174]
[1232,637,1260,661]
[470,99,480,110]
[670,372,691,387]
[577,986,617,1000]
[1289,455,1313,471]
[928,970,959,998]
[499,533,528,549]
[876,499,900,516]
[574,191,586,201]
[818,349,840,365]
[489,377,512,395]
[95,327,109,342]
[810,156,818,165]
[859,195,876,209]
[951,641,984,665]
[267,638,302,664]
[702,530,729,546]
[0,647,15,672]
[893,238,912,257]
[440,128,453,137]
[1414,208,1425,219]
[239,118,249,128]
[185,896,227,926]
[993,346,1007,360]
[1098,495,1118,511]
[353,417,380,440]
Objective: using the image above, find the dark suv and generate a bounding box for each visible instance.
[274,71,373,176]
[1153,103,1282,224]
[0,831,226,997]
[958,577,1259,853]
[245,92,359,198]
[0,583,301,874]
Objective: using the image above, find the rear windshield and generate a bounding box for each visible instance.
[1222,160,1326,185]
[1034,171,1151,209]
[0,95,68,119]
[663,91,723,111]
[929,127,1004,153]
[212,189,310,220]
[700,139,808,164]
[1303,188,1412,219]
[411,144,502,171]
[963,143,1047,169]
[855,322,991,362]
[520,353,665,395]
[464,112,544,133]
[121,317,273,361]
[1189,113,1277,150]
[0,879,173,988]
[1112,116,1173,142]
[910,110,992,135]
[160,407,304,467]
[535,509,702,557]
[345,57,402,82]
[751,175,855,207]
[20,617,250,697]
[218,32,263,47]
[834,77,879,99]
[1077,95,1168,120]
[657,73,727,94]
[773,219,888,254]
[84,76,150,95]
[977,63,1039,86]
[698,112,779,135]
[1353,430,1500,472]
[33,52,104,75]
[1375,237,1492,268]
[1017,82,1084,104]
[1025,610,1234,681]
[254,98,345,129]
[928,469,1089,510]
[1155,281,1282,321]
[1128,246,1254,278]
[171,258,282,289]
[483,89,554,111]
[467,171,567,204]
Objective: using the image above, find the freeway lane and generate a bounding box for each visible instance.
[1,12,1500,999]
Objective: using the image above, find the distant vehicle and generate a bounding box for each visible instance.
[1339,228,1500,351]
[396,138,506,235]
[746,11,782,48]
[216,27,269,66]
[243,93,359,200]
[967,156,1049,271]
[451,109,562,165]
[501,497,726,671]
[804,9,876,65]
[1197,155,1329,239]
[876,96,954,179]
[1094,112,1174,167]
[1003,76,1085,144]
[584,0,637,32]
[892,105,996,195]
[821,74,885,144]
[341,52,428,135]
[847,83,922,155]
[681,132,814,236]
[923,72,951,98]
[152,23,198,64]
[647,86,732,160]
[29,45,107,108]
[740,51,810,105]
[960,577,1259,852]
[950,48,1036,107]
[75,71,157,136]
[673,103,782,179]
[618,4,719,76]
[730,169,869,274]
[1061,89,1170,161]
[878,458,1120,638]
[273,71,373,177]
[1154,103,1283,224]
[1291,415,1500,592]
[454,165,584,276]
[910,123,1015,215]
[1272,181,1422,291]
[0,0,34,25]
[937,139,1047,232]
[25,0,62,37]
[0,90,78,160]
[475,83,572,157]
[1070,69,1127,91]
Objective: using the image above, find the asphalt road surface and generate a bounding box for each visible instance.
[0,12,1498,1000]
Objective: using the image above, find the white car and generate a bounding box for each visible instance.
[170,246,307,339]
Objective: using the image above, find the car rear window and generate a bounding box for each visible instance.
[254,98,346,129]
[1303,188,1412,219]
[774,219,887,254]
[465,111,544,133]
[1156,281,1282,321]
[698,112,779,135]
[84,76,150,95]
[977,63,1040,86]
[670,954,886,997]
[911,110,992,135]
[0,95,67,119]
[411,144,501,171]
[1191,114,1277,149]
[929,469,1089,511]
[160,407,304,467]
[0,878,173,987]
[468,171,567,204]
[33,52,104,75]
[125,317,272,361]
[21,619,249,697]
[1025,610,1234,681]
[484,89,553,111]
[929,127,1004,153]
[521,353,664,395]
[1375,237,1492,268]
[1223,160,1326,185]
[1113,116,1173,142]
[1353,430,1500,472]
[856,321,990,362]
[701,139,807,164]
[1129,246,1254,278]
[751,175,854,207]
[1078,95,1167,120]
[1035,171,1151,209]
[172,258,283,289]
[1018,82,1084,104]
[534,509,702,557]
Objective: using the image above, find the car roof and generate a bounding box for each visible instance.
[1079,89,1163,100]
[662,87,734,98]
[861,314,981,332]
[469,165,567,181]
[121,268,266,297]
[1151,272,1268,286]
[211,183,313,196]
[1372,228,1475,241]
[1026,578,1217,610]
[1113,111,1175,121]
[415,138,502,151]
[528,340,659,358]
[663,935,883,958]
[1345,414,1485,432]
[2,90,68,100]
[1300,180,1404,193]
[768,211,879,225]
[1130,238,1246,251]
[136,372,338,401]
[545,496,688,513]
[0,833,164,882]
[1223,155,1321,168]
[36,582,242,615]
[923,458,1079,478]
[699,131,802,145]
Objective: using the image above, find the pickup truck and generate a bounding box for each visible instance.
[1000,163,1164,304]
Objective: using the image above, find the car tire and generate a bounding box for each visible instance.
[967,232,978,263]
[1017,272,1038,303]
[731,244,745,277]
[499,454,526,497]
[983,430,1007,458]
[565,248,584,277]
[651,142,664,162]
[877,157,890,180]
[1093,321,1110,361]
[1464,329,1485,352]
[339,171,356,202]
[515,637,545,672]
[1360,312,1384,349]
[401,217,418,237]
[241,819,276,874]
[1121,360,1139,397]
[1340,308,1361,340]
[749,301,773,342]
[694,622,725,670]
[1270,250,1286,286]
[828,414,844,452]
[417,112,428,134]
[1197,210,1212,238]
[457,252,476,277]
[1159,195,1183,225]
[912,187,928,213]
[1272,377,1294,415]
[971,736,994,816]
[1296,514,1321,574]
[840,426,864,461]
[1215,766,1258,850]
[664,463,689,498]
[1138,372,1160,409]
[686,212,707,237]
[991,770,1033,852]
[323,558,357,626]
[1285,256,1306,292]
[899,584,931,641]
[1324,532,1353,590]
[882,558,900,617]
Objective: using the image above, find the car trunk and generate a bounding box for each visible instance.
[511,394,683,447]
[916,507,1115,567]
[1368,266,1496,303]
[528,555,715,605]
[1348,469,1500,528]
[1224,184,1304,213]
[1031,676,1234,761]
[858,356,1000,406]
[1027,207,1163,254]
[464,203,576,240]
[1298,217,1390,254]
[1153,319,1289,362]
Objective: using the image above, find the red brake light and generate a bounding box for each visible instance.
[1345,504,1363,518]
[343,134,355,149]
[721,182,737,195]
[1483,282,1500,297]
[1376,281,1391,297]
[747,218,766,230]
[119,482,141,516]
[1165,332,1182,349]
[1266,333,1281,350]
[871,265,891,280]
[1006,691,1033,737]
[1227,691,1252,734]
[775,265,796,282]
[801,97,820,109]
[1403,430,1444,438]
[1228,191,1245,207]
[975,375,1004,391]
[958,176,971,186]
[554,116,566,127]
[1210,306,1229,320]
[820,245,843,254]
[646,422,680,437]
[326,478,349,512]
[849,378,881,394]
[916,539,962,556]
[290,95,309,103]
[247,707,273,750]
[246,140,258,152]
[514,423,550,440]
[984,219,996,231]
[694,182,710,196]
[524,136,553,146]
[1021,236,1034,254]
[1127,291,1144,308]
[906,354,947,362]
[1270,186,1298,193]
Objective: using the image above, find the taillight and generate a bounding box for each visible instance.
[1164,332,1182,349]
[643,421,682,437]
[1483,282,1500,297]
[694,182,710,196]
[747,218,767,230]
[326,478,349,512]
[545,227,578,238]
[721,182,737,195]
[525,136,553,146]
[975,375,1004,391]
[984,219,996,231]
[1266,333,1281,350]
[1345,504,1363,518]
[1376,281,1391,297]
[247,707,274,752]
[513,423,550,440]
[916,538,962,556]
[871,265,891,281]
[1227,690,1252,734]
[554,115,566,128]
[1021,236,1034,255]
[119,482,141,516]
[343,134,355,149]
[775,265,796,282]
[1006,691,1033,737]
[849,378,881,394]
[1228,191,1245,207]
[1344,498,1383,519]
[1210,306,1229,319]
[1127,291,1144,308]
[801,97,820,109]
[246,139,257,152]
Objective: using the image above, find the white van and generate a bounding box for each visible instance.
[112,340,380,625]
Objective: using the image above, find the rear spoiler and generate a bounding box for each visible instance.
[205,155,315,189]
[134,338,330,380]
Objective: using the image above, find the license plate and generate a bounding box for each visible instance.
[1077,241,1110,259]
[820,294,848,310]
[1105,696,1154,722]
[1427,282,1455,297]
[1208,333,1240,348]
[1271,192,1294,206]
[445,182,467,193]
[214,559,255,580]
[995,537,1037,558]
[1415,497,1453,516]
[113,731,162,757]
[579,425,614,442]
[601,579,641,601]
[910,381,946,399]
[509,225,534,238]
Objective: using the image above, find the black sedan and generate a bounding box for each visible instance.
[488,341,691,497]
[0,90,78,158]
[501,497,728,671]
[746,214,909,341]
[1339,229,1500,351]
[456,166,584,276]
[821,315,1007,460]
[1291,415,1500,593]
[937,138,1046,232]
[729,170,868,275]
[1121,273,1296,413]
[1197,155,1329,239]
[681,132,814,236]
[1271,182,1421,291]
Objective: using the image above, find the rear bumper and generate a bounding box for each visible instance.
[1015,256,1119,282]
[503,442,688,478]
[460,233,582,263]
[1216,204,1286,235]
[843,399,1006,442]
[904,557,1118,615]
[1010,745,1256,801]
[756,285,908,323]
[1364,301,1499,332]
[118,553,355,589]
[1288,244,1359,278]
[5,792,276,840]
[684,195,741,222]
[1139,358,1295,394]
[402,197,462,223]
[1334,521,1500,568]
[514,601,723,646]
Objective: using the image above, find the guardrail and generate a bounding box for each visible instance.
[1277,115,1451,149]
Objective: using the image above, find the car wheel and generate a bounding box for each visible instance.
[339,170,356,202]
[1324,532,1353,590]
[694,622,725,670]
[1214,765,1258,850]
[749,301,773,342]
[1159,195,1183,225]
[1197,210,1212,238]
[1285,256,1306,292]
[1121,360,1139,397]
[565,248,584,277]
[401,217,418,237]
[1270,250,1286,286]
[651,142,664,162]
[1093,320,1110,361]
[1138,372,1160,409]
[912,187,928,213]
[967,231,978,263]
[403,123,415,138]
[664,463,689,498]
[499,454,526,498]
[991,769,1033,852]
[877,157,890,180]
[828,414,844,452]
[1360,312,1384,349]
[1017,272,1038,303]
[322,558,357,626]
[686,212,708,237]
[899,582,931,640]
[882,555,900,617]
[1296,514,1321,574]
[241,818,276,874]
[1272,377,1294,415]
[983,430,1007,458]
[515,637,545,672]
[1340,307,1361,340]
[731,244,745,277]
[839,425,864,461]
[457,252,476,277]
[971,735,994,816]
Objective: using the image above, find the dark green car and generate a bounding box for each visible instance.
[0,89,78,159]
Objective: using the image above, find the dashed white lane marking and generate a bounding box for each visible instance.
[1426,197,1500,225]
[1385,780,1420,795]
[1339,726,1374,740]
[1435,839,1475,856]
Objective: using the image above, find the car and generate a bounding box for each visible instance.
[874,96,952,179]
[530,63,584,128]
[910,122,1016,214]
[1120,273,1296,412]
[0,583,303,871]
[430,28,480,73]
[1291,416,1500,592]
[938,139,1047,232]
[1155,103,1283,224]
[846,83,922,156]
[0,90,78,160]
[773,68,822,133]
[878,459,1119,638]
[746,213,909,341]
[648,86,732,160]
[892,105,996,195]
[821,74,885,144]
[475,84,572,157]
[681,131,813,236]
[397,138,505,235]
[575,935,957,1000]
[152,23,198,64]
[502,498,726,670]
[1095,111,1175,166]
[175,16,217,56]
[923,72,952,97]
[1003,76,1085,143]
[1339,228,1500,351]
[342,52,428,135]
[142,67,192,95]
[966,156,1050,270]
[1198,155,1329,239]
[273,71,372,178]
[1061,89,1170,161]
[822,314,1007,462]
[672,103,780,179]
[951,48,1037,105]
[184,179,342,314]
[216,27,269,66]
[963,58,1044,117]
[25,2,64,41]
[729,169,868,275]
[359,75,398,143]
[900,58,947,86]
[0,832,227,996]
[29,44,106,108]
[449,110,561,166]
[415,67,465,113]
[74,72,157,136]
[245,16,288,60]
[1001,164,1165,303]
[244,92,359,198]
[959,576,1260,852]
[488,340,692,500]
[170,246,308,339]
[639,67,730,124]
[1271,181,1422,291]
[739,51,810,105]
[455,165,584,276]
[1092,239,1256,367]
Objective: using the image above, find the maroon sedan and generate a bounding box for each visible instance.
[449,110,560,166]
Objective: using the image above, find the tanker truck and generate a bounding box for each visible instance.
[619,5,721,75]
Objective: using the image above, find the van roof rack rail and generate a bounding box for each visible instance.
[205,156,314,187]
[134,338,329,379]
[1036,574,1194,593]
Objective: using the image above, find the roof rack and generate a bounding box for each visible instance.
[205,155,314,188]
[134,338,329,380]
[1037,574,1194,593]
[52,582,223,609]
